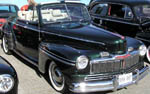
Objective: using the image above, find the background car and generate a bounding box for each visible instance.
[89,0,150,62]
[0,4,19,38]
[1,0,149,93]
[0,56,18,94]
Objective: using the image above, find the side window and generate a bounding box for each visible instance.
[124,6,133,19]
[108,4,133,19]
[91,3,108,16]
[18,7,38,22]
[10,6,16,13]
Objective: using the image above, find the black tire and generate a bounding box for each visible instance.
[48,61,66,93]
[146,46,150,63]
[2,35,11,55]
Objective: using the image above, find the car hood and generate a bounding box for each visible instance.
[44,24,126,54]
[61,25,124,44]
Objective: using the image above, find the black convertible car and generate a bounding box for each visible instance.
[89,0,150,63]
[0,56,18,94]
[1,0,149,93]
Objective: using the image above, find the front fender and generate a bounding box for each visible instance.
[38,42,102,74]
[126,36,144,50]
[38,43,77,74]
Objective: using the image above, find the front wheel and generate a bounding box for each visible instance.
[2,35,11,54]
[146,46,150,63]
[48,61,66,93]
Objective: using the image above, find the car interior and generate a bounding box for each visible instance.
[18,9,69,23]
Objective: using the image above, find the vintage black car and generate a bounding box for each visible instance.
[1,0,149,93]
[89,0,150,63]
[0,4,19,38]
[0,56,18,94]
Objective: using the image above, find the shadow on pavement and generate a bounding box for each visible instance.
[12,52,42,77]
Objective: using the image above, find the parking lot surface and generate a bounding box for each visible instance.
[0,41,150,94]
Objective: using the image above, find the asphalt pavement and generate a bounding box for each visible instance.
[0,41,150,94]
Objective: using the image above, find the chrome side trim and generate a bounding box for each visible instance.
[15,23,40,32]
[39,48,75,66]
[91,16,139,26]
[42,30,106,46]
[70,66,150,93]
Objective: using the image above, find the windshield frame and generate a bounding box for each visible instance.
[40,3,91,25]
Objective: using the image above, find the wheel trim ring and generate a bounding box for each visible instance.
[49,62,65,91]
[3,36,9,53]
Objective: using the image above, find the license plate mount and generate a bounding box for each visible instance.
[118,73,133,85]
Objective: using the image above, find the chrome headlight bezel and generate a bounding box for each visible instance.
[139,45,147,56]
[0,74,14,93]
[76,55,89,70]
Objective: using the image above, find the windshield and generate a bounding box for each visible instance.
[40,4,91,25]
[134,5,150,22]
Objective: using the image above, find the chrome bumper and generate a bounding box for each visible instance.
[70,66,150,93]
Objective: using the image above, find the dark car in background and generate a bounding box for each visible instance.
[0,4,19,38]
[0,56,18,94]
[89,0,150,62]
[1,0,149,93]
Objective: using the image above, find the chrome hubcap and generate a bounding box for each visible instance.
[50,63,64,88]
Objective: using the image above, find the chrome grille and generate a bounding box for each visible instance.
[91,52,140,74]
[124,54,139,69]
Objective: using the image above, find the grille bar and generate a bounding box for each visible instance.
[91,52,140,74]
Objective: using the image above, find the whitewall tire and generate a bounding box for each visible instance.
[48,61,66,93]
[2,36,11,54]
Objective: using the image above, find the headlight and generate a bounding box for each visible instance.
[139,45,147,56]
[0,74,14,93]
[76,55,89,70]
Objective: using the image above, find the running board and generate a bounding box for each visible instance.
[13,50,38,67]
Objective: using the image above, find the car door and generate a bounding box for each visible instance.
[14,9,39,63]
[90,3,140,37]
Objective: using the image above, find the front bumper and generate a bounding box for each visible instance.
[70,66,150,93]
